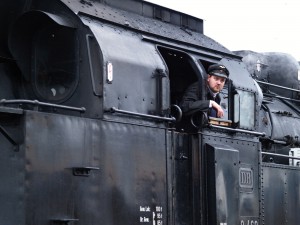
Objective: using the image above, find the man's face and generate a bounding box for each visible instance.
[207,75,226,93]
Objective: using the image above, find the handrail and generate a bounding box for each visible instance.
[170,104,182,122]
[209,124,266,137]
[264,93,300,103]
[0,99,86,113]
[256,80,300,93]
[110,107,176,122]
[262,151,300,161]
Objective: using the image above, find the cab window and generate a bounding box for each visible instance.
[235,90,255,129]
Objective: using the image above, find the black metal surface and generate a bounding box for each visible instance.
[261,164,300,225]
[2,0,300,224]
[22,111,168,225]
[0,0,30,59]
[172,133,193,225]
[0,109,25,224]
[267,99,300,141]
[61,0,231,54]
[202,134,261,225]
[206,143,239,225]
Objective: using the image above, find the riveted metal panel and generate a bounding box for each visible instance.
[203,135,260,224]
[24,110,167,225]
[62,0,231,54]
[262,164,300,225]
[285,168,300,224]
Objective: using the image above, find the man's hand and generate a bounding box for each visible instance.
[211,101,224,118]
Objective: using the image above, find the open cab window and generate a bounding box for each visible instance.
[208,84,232,127]
[157,46,257,132]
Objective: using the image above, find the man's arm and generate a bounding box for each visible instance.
[211,100,224,118]
[179,82,210,116]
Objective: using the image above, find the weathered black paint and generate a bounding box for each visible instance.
[0,0,300,225]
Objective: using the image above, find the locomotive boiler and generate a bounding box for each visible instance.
[0,0,300,225]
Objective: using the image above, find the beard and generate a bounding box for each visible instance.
[211,85,222,93]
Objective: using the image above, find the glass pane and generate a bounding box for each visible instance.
[237,90,255,129]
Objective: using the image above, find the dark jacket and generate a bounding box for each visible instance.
[179,82,221,117]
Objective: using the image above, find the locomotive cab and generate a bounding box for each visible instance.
[158,46,255,132]
[157,46,263,224]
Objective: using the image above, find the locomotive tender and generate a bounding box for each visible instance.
[0,0,300,224]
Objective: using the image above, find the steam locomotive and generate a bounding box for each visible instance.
[0,0,299,224]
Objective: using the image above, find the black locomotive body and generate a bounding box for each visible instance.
[0,0,300,225]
